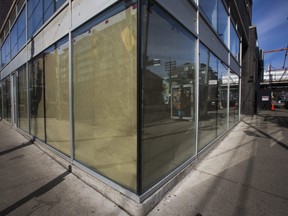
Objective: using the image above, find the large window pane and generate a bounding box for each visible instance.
[73,3,137,191]
[43,0,54,23]
[200,0,217,29]
[17,7,26,51]
[2,77,11,121]
[2,37,10,66]
[217,62,228,135]
[229,71,239,127]
[142,6,196,192]
[29,56,45,140]
[231,23,240,62]
[218,0,228,46]
[44,38,70,155]
[18,65,29,132]
[11,24,18,58]
[28,0,43,38]
[199,44,217,150]
[11,7,26,59]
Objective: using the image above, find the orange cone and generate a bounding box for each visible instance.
[271,104,275,111]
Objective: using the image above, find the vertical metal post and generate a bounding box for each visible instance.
[227,5,231,129]
[68,0,74,163]
[195,1,199,155]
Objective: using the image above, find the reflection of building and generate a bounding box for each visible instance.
[0,0,258,215]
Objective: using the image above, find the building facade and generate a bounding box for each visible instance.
[0,0,254,214]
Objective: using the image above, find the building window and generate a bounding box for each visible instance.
[72,2,137,191]
[200,0,217,29]
[11,7,26,58]
[142,4,197,192]
[198,44,229,150]
[217,0,228,46]
[2,76,11,122]
[199,44,217,150]
[217,61,228,136]
[1,36,10,66]
[229,71,239,126]
[44,37,70,155]
[230,23,240,62]
[18,65,29,132]
[200,0,228,47]
[29,55,45,140]
[28,0,67,38]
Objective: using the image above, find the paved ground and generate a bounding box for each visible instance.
[0,109,288,216]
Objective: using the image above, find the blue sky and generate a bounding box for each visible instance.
[252,0,288,71]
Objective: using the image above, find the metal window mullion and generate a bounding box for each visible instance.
[68,0,74,163]
[195,6,200,155]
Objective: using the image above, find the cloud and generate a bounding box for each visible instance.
[253,0,288,35]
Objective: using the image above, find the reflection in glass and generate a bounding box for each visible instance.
[28,0,43,38]
[73,4,137,191]
[199,44,217,150]
[142,6,196,192]
[18,65,29,132]
[2,77,11,121]
[229,71,239,127]
[217,0,228,46]
[217,62,228,135]
[28,0,66,38]
[11,7,26,59]
[44,38,70,155]
[200,0,217,29]
[29,57,45,140]
[231,23,240,62]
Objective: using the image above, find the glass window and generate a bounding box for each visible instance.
[44,38,70,155]
[28,0,67,38]
[198,44,217,150]
[230,23,240,62]
[28,0,44,38]
[44,0,54,23]
[217,0,228,46]
[73,3,137,191]
[11,24,18,58]
[2,37,10,66]
[200,0,217,29]
[17,8,26,51]
[142,5,196,192]
[11,7,26,59]
[2,76,11,121]
[217,62,228,135]
[18,65,29,132]
[229,71,239,127]
[29,56,45,140]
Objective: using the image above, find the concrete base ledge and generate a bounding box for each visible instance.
[12,121,240,216]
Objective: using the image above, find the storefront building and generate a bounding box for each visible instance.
[0,0,253,214]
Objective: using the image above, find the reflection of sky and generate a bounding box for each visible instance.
[146,10,196,78]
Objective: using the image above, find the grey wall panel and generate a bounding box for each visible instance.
[156,0,197,36]
[199,17,228,65]
[1,47,27,79]
[230,55,240,75]
[28,5,70,59]
[72,0,118,31]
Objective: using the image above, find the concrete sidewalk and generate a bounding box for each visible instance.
[0,122,129,216]
[1,110,288,216]
[148,110,288,216]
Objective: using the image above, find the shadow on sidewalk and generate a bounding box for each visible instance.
[242,120,288,151]
[0,171,70,215]
[0,139,34,156]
